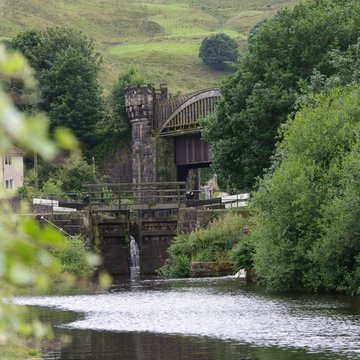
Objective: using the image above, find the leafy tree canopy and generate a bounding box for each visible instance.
[107,66,146,138]
[202,0,360,190]
[40,47,104,150]
[59,155,98,193]
[199,33,238,69]
[10,27,101,72]
[10,27,103,153]
[251,84,360,293]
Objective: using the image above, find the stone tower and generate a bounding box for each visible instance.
[124,84,157,184]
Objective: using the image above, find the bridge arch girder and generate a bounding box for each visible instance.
[156,88,220,137]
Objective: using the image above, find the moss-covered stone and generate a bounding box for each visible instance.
[190,261,233,277]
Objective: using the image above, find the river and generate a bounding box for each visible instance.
[15,268,360,359]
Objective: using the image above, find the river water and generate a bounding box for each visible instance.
[15,268,360,360]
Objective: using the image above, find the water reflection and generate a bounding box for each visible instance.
[42,328,345,360]
[16,275,360,360]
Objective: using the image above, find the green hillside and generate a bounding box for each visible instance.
[0,0,297,94]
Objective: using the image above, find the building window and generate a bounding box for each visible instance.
[5,179,13,189]
[4,156,12,165]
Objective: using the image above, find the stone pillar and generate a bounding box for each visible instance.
[125,84,157,184]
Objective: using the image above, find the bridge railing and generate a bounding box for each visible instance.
[84,182,187,210]
[185,191,250,209]
[154,88,221,136]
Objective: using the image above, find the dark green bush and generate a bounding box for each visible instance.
[231,236,255,272]
[199,33,238,68]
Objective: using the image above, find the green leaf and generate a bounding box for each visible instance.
[54,127,79,150]
[98,271,112,289]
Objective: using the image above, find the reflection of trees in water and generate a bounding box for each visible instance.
[42,323,341,360]
[58,330,253,360]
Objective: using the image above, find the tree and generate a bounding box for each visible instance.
[250,85,360,293]
[301,38,360,96]
[8,29,42,70]
[10,27,101,72]
[107,66,146,139]
[202,0,360,190]
[199,33,238,68]
[40,47,104,151]
[59,155,98,193]
[10,27,104,153]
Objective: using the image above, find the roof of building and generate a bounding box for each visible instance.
[0,145,26,156]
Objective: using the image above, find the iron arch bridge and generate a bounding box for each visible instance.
[154,88,221,137]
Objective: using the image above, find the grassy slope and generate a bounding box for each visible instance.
[0,0,297,94]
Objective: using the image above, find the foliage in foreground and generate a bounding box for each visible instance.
[0,343,40,360]
[159,212,251,278]
[0,43,79,346]
[0,44,110,352]
[251,85,360,294]
[203,0,360,190]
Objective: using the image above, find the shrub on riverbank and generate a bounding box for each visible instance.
[53,235,95,278]
[159,212,252,278]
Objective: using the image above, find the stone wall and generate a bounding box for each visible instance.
[98,144,132,184]
[177,207,221,234]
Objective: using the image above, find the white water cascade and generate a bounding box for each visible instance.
[130,236,140,267]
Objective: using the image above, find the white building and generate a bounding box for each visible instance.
[0,146,25,190]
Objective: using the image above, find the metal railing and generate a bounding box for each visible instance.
[185,190,250,209]
[85,182,187,210]
[40,215,74,238]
